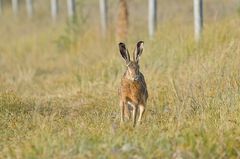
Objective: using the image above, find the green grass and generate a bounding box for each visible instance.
[1,2,240,158]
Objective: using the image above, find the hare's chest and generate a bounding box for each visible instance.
[122,81,142,97]
[129,82,142,93]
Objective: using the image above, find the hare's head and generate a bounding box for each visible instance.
[118,41,144,81]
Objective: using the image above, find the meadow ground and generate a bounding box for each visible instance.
[1,1,240,158]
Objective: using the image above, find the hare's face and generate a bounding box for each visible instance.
[126,61,140,81]
[118,41,144,81]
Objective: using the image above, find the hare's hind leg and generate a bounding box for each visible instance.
[137,104,145,124]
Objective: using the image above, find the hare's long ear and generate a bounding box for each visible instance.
[133,41,144,63]
[119,42,130,64]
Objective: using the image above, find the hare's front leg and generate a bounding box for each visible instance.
[137,104,145,125]
[132,104,138,127]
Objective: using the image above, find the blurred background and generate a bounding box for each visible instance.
[0,0,239,96]
[0,0,239,41]
[1,1,240,158]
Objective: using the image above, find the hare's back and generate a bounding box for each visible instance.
[139,73,148,100]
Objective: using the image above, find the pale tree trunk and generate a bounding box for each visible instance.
[51,0,59,21]
[67,0,76,19]
[0,0,3,15]
[99,0,108,37]
[12,0,19,16]
[26,0,33,18]
[148,0,157,39]
[193,0,203,42]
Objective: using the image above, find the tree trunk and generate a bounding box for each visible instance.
[12,0,19,16]
[148,0,157,39]
[67,0,76,19]
[99,0,108,37]
[193,0,203,42]
[51,0,59,21]
[26,0,33,18]
[116,0,128,42]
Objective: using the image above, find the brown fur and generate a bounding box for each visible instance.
[118,41,148,126]
[120,72,148,105]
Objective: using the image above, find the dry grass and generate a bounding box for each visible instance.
[0,0,240,158]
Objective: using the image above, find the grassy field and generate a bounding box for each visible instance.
[1,1,240,158]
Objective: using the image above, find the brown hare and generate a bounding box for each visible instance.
[118,41,148,127]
